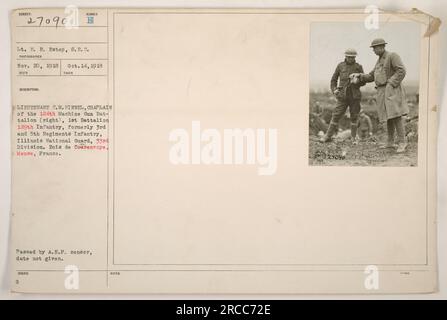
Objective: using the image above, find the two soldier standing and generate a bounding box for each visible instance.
[321,38,408,153]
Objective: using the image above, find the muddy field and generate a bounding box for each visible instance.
[309,133,418,167]
[309,89,419,167]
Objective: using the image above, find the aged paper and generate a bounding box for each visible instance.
[10,8,438,293]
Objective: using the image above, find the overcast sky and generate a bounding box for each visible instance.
[310,21,421,89]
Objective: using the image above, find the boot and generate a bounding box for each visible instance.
[350,124,358,145]
[320,123,337,143]
[379,119,396,149]
[394,117,407,153]
[396,139,408,153]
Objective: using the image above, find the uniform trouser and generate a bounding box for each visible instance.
[386,116,406,144]
[329,97,361,128]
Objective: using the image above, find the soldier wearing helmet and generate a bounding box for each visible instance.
[320,48,365,143]
[361,38,409,153]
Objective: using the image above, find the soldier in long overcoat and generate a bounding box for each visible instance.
[361,38,409,153]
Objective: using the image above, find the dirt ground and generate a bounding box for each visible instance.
[309,131,418,167]
[309,89,419,167]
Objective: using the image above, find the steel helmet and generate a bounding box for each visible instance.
[370,38,387,47]
[344,48,357,57]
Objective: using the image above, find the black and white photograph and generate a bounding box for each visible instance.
[309,22,421,166]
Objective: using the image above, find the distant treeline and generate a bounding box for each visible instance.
[310,84,420,96]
